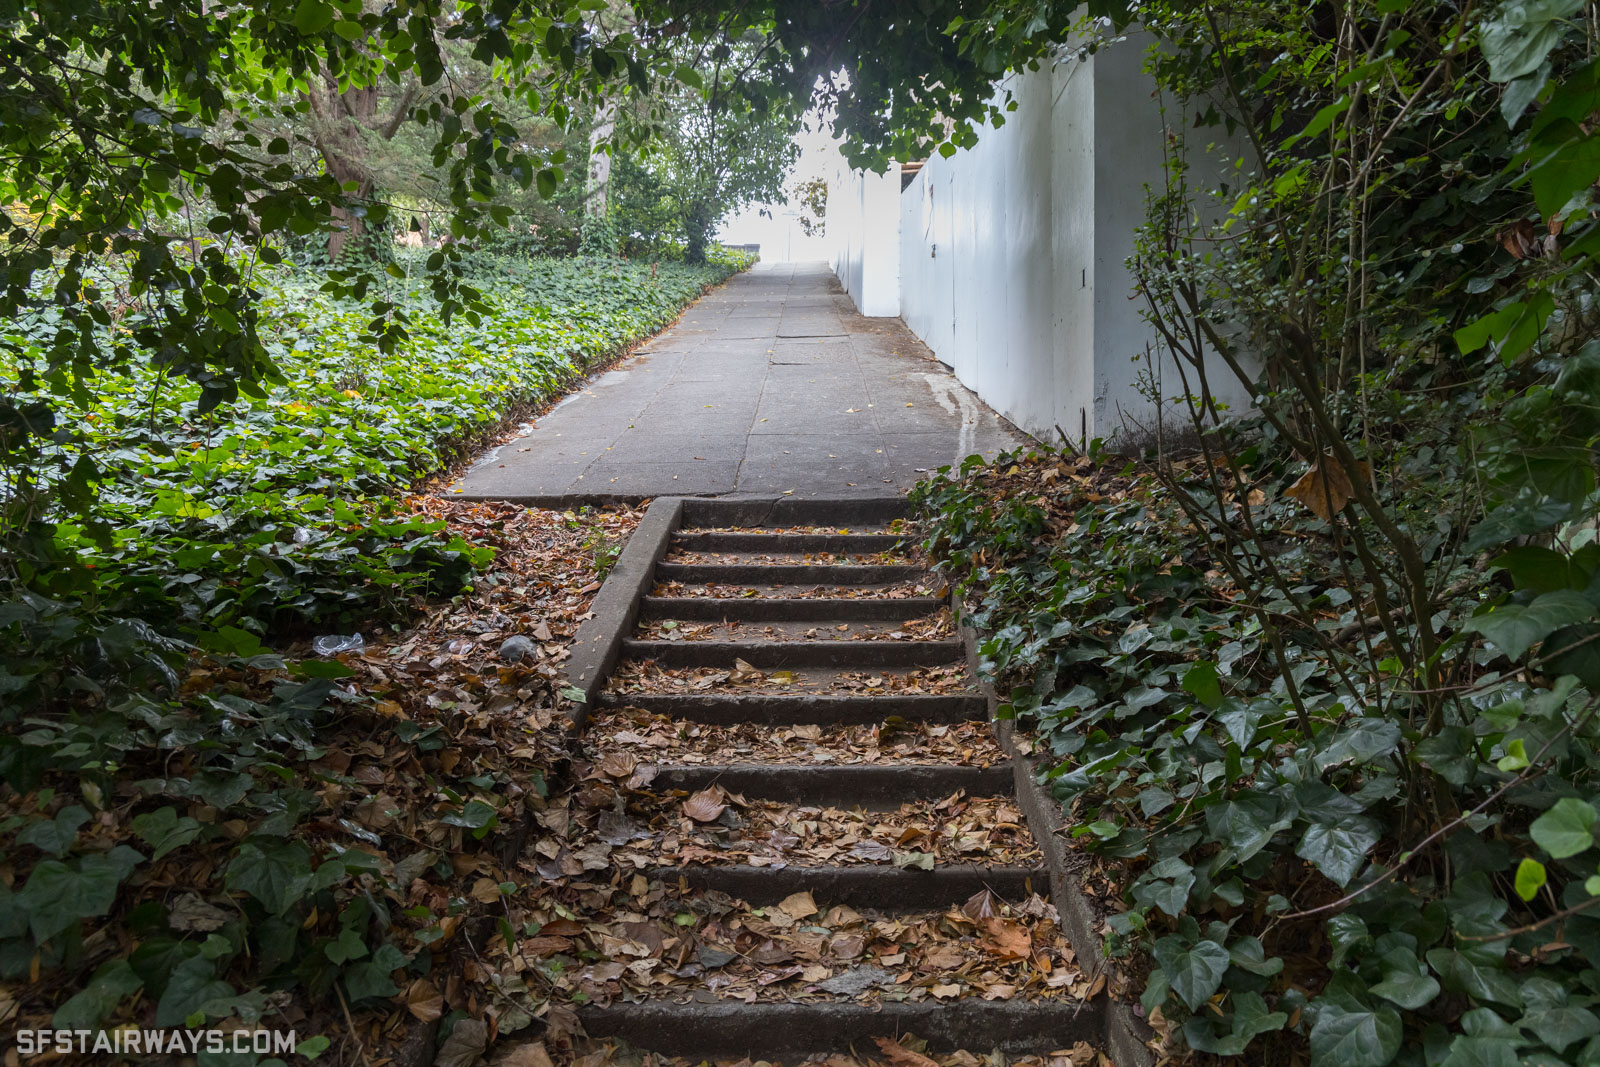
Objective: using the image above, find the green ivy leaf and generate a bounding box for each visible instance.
[1436,1033,1520,1067]
[1526,1005,1600,1053]
[1132,857,1195,918]
[343,943,408,1001]
[1461,590,1594,660]
[155,954,233,1026]
[1181,661,1223,708]
[225,838,313,915]
[19,845,144,942]
[441,799,500,839]
[1297,818,1381,887]
[1516,857,1548,900]
[18,805,90,857]
[1530,797,1598,858]
[52,958,143,1029]
[325,926,368,964]
[1316,719,1403,771]
[1308,999,1403,1067]
[1480,0,1585,82]
[1368,969,1440,1011]
[1426,948,1524,1008]
[132,806,203,861]
[1153,936,1230,1012]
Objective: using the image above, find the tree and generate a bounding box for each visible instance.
[794,176,826,237]
[614,81,798,261]
[0,0,1251,555]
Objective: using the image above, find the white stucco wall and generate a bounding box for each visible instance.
[831,31,1252,446]
[829,166,901,317]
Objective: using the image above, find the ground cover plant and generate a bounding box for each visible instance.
[907,0,1600,1062]
[0,250,741,1057]
[912,439,1600,1066]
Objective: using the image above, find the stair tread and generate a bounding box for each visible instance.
[574,994,1103,1057]
[635,615,954,641]
[639,596,948,621]
[585,711,1007,768]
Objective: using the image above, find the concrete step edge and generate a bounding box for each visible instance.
[593,692,987,724]
[645,762,1014,805]
[621,639,965,669]
[655,562,930,585]
[652,862,1049,911]
[574,997,1105,1056]
[639,597,947,622]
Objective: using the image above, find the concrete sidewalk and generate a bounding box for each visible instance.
[453,261,1030,503]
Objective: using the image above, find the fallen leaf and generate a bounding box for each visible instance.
[493,1044,555,1067]
[892,850,935,870]
[1284,457,1370,521]
[963,888,1002,920]
[778,890,818,920]
[168,894,230,932]
[872,1037,941,1067]
[683,786,729,823]
[980,916,1032,960]
[404,978,444,1022]
[728,658,765,684]
[435,1018,487,1067]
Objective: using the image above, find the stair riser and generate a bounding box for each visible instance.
[639,597,946,622]
[655,562,927,585]
[680,497,909,527]
[648,763,1014,806]
[594,692,987,724]
[672,532,906,553]
[654,864,1046,911]
[622,639,964,669]
[577,1000,1104,1056]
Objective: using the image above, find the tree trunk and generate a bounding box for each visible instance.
[307,75,416,260]
[586,98,617,218]
[684,202,713,264]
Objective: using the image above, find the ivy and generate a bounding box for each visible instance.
[0,249,741,1040]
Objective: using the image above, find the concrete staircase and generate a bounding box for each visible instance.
[564,507,1104,1059]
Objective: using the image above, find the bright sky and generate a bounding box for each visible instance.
[717,113,841,263]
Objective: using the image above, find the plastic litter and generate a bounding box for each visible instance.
[312,633,364,656]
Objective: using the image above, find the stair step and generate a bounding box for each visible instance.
[593,691,988,724]
[639,596,947,622]
[652,863,1045,910]
[622,639,965,670]
[673,531,907,553]
[575,998,1103,1057]
[655,562,929,585]
[646,763,1013,805]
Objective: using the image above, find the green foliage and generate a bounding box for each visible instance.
[3,251,728,633]
[913,442,1600,1065]
[0,250,734,1034]
[908,11,1600,1066]
[610,66,800,262]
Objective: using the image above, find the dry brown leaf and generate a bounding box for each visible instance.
[404,978,444,1022]
[728,657,765,684]
[963,888,1001,920]
[1500,218,1541,259]
[980,916,1033,960]
[777,890,818,920]
[1284,458,1370,521]
[683,786,729,823]
[493,1044,554,1067]
[597,751,637,780]
[872,1037,941,1067]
